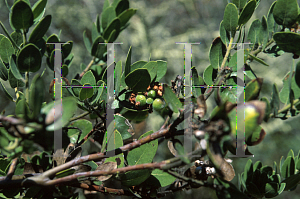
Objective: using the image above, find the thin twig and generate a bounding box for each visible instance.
[6,158,18,180]
[69,112,90,122]
[44,162,165,186]
[79,58,95,79]
[220,37,234,71]
[269,98,300,118]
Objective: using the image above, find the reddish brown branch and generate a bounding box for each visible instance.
[45,162,165,186]
[1,109,188,188]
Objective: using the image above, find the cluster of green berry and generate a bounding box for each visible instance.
[135,89,165,111]
[135,85,165,111]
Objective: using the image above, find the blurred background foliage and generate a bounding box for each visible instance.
[1,0,300,198]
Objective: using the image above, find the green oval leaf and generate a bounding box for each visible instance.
[10,31,22,50]
[15,99,30,117]
[281,156,295,179]
[114,114,133,140]
[89,85,104,105]
[0,81,13,102]
[104,130,124,168]
[279,71,300,104]
[247,19,261,45]
[79,84,94,101]
[125,68,151,92]
[245,78,263,101]
[127,130,158,165]
[273,32,300,55]
[223,3,239,36]
[107,29,117,43]
[229,101,266,141]
[142,61,158,82]
[29,15,51,42]
[71,79,82,97]
[282,173,300,191]
[17,44,42,73]
[156,60,167,82]
[81,70,96,86]
[120,169,151,187]
[130,60,147,72]
[273,0,299,27]
[29,74,45,119]
[83,30,91,53]
[100,6,116,31]
[238,0,256,26]
[92,22,99,42]
[46,34,59,54]
[220,20,230,46]
[62,41,73,58]
[103,18,120,40]
[118,8,137,27]
[146,169,176,188]
[8,68,25,88]
[91,36,106,59]
[209,37,226,69]
[162,84,182,113]
[32,0,47,24]
[68,119,93,144]
[191,66,204,97]
[260,15,269,50]
[120,107,149,122]
[264,182,279,198]
[0,36,14,63]
[61,64,68,77]
[267,1,277,34]
[10,1,34,30]
[243,159,253,182]
[115,0,129,16]
[246,125,266,146]
[46,97,77,131]
[203,65,217,85]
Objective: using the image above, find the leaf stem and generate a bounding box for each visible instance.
[79,58,95,79]
[69,111,90,122]
[25,72,29,103]
[220,37,234,71]
[22,29,27,46]
[269,98,300,118]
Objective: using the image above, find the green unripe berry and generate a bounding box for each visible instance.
[136,95,146,106]
[153,98,165,111]
[147,90,156,98]
[146,97,154,104]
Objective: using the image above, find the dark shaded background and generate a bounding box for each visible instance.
[1,0,300,198]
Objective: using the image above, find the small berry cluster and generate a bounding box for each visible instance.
[129,83,165,111]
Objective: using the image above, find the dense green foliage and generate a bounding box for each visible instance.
[0,0,300,198]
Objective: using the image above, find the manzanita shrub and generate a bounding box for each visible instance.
[0,0,300,198]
